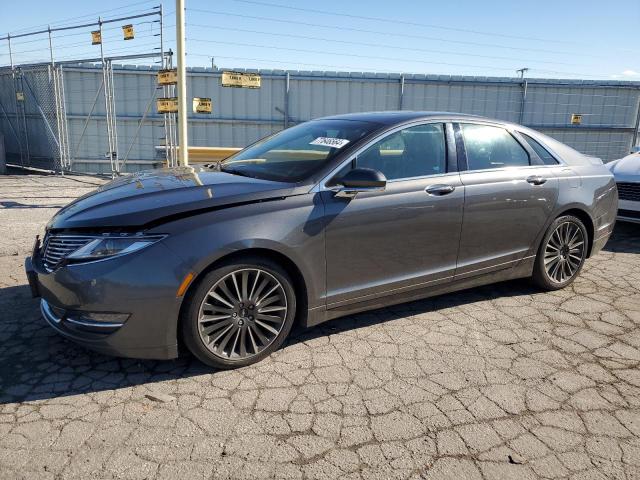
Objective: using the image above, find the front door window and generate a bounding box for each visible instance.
[356,124,447,180]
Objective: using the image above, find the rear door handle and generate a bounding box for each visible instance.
[425,184,455,195]
[526,175,547,185]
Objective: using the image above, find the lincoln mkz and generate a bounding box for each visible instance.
[26,112,618,368]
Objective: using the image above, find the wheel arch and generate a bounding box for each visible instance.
[557,207,595,258]
[176,247,309,350]
[531,205,596,262]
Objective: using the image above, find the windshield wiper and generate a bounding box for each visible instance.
[220,166,257,179]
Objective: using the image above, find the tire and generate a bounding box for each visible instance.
[532,214,589,291]
[182,256,297,369]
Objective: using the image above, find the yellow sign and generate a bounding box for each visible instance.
[16,91,24,101]
[122,24,134,41]
[193,97,212,114]
[157,69,178,85]
[571,114,582,125]
[157,97,178,113]
[221,71,261,89]
[91,30,102,45]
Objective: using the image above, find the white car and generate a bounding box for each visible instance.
[606,148,640,223]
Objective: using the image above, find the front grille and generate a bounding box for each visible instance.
[617,182,640,202]
[42,235,93,272]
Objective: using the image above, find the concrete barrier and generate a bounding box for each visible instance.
[155,146,242,164]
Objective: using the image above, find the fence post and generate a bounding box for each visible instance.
[48,26,65,174]
[399,74,405,110]
[72,80,104,159]
[632,91,640,149]
[284,72,290,129]
[519,79,528,125]
[16,71,30,165]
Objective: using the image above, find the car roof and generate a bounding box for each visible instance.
[316,111,507,126]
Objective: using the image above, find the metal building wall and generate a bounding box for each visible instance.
[2,64,639,173]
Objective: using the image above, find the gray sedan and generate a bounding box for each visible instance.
[25,112,618,369]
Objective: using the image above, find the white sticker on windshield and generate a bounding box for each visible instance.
[310,137,350,149]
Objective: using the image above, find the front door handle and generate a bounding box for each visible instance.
[425,184,455,196]
[527,175,547,185]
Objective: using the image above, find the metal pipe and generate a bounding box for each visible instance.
[159,4,165,62]
[58,66,71,169]
[0,52,162,69]
[72,80,104,158]
[48,26,65,173]
[122,87,159,165]
[284,72,290,129]
[7,33,24,165]
[17,72,30,164]
[159,3,171,166]
[47,26,54,66]
[109,62,119,174]
[176,0,189,166]
[519,79,528,125]
[632,95,640,148]
[0,11,160,41]
[98,17,114,174]
[7,34,13,69]
[170,51,178,166]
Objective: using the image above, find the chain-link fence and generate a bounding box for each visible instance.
[0,65,69,171]
[2,4,640,174]
[0,6,173,175]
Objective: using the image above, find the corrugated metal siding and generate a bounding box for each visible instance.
[1,65,639,172]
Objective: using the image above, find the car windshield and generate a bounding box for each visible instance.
[220,119,381,182]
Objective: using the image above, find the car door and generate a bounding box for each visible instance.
[454,122,559,279]
[320,122,464,308]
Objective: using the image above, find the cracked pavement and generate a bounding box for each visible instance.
[1,172,640,480]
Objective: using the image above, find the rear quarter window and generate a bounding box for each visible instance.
[521,133,559,165]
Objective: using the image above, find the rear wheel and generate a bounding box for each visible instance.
[182,257,296,369]
[532,215,588,290]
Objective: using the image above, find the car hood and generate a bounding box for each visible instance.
[607,153,640,182]
[48,168,301,229]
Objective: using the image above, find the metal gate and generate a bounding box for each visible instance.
[0,6,168,175]
[0,65,70,172]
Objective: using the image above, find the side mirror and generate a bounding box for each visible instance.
[331,168,386,198]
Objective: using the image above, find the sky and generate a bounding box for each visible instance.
[0,0,639,80]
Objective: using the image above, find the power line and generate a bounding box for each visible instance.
[2,1,160,36]
[230,0,584,46]
[186,23,583,67]
[187,8,607,60]
[7,24,164,56]
[187,38,610,78]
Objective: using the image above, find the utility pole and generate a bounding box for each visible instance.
[176,0,188,166]
[517,68,529,125]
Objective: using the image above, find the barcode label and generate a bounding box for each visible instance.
[310,137,350,148]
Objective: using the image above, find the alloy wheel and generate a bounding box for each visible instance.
[544,221,585,284]
[197,268,288,360]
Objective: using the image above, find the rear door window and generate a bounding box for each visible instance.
[460,124,530,171]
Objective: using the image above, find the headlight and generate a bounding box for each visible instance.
[67,235,165,262]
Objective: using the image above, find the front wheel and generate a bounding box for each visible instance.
[182,257,297,369]
[532,215,588,290]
